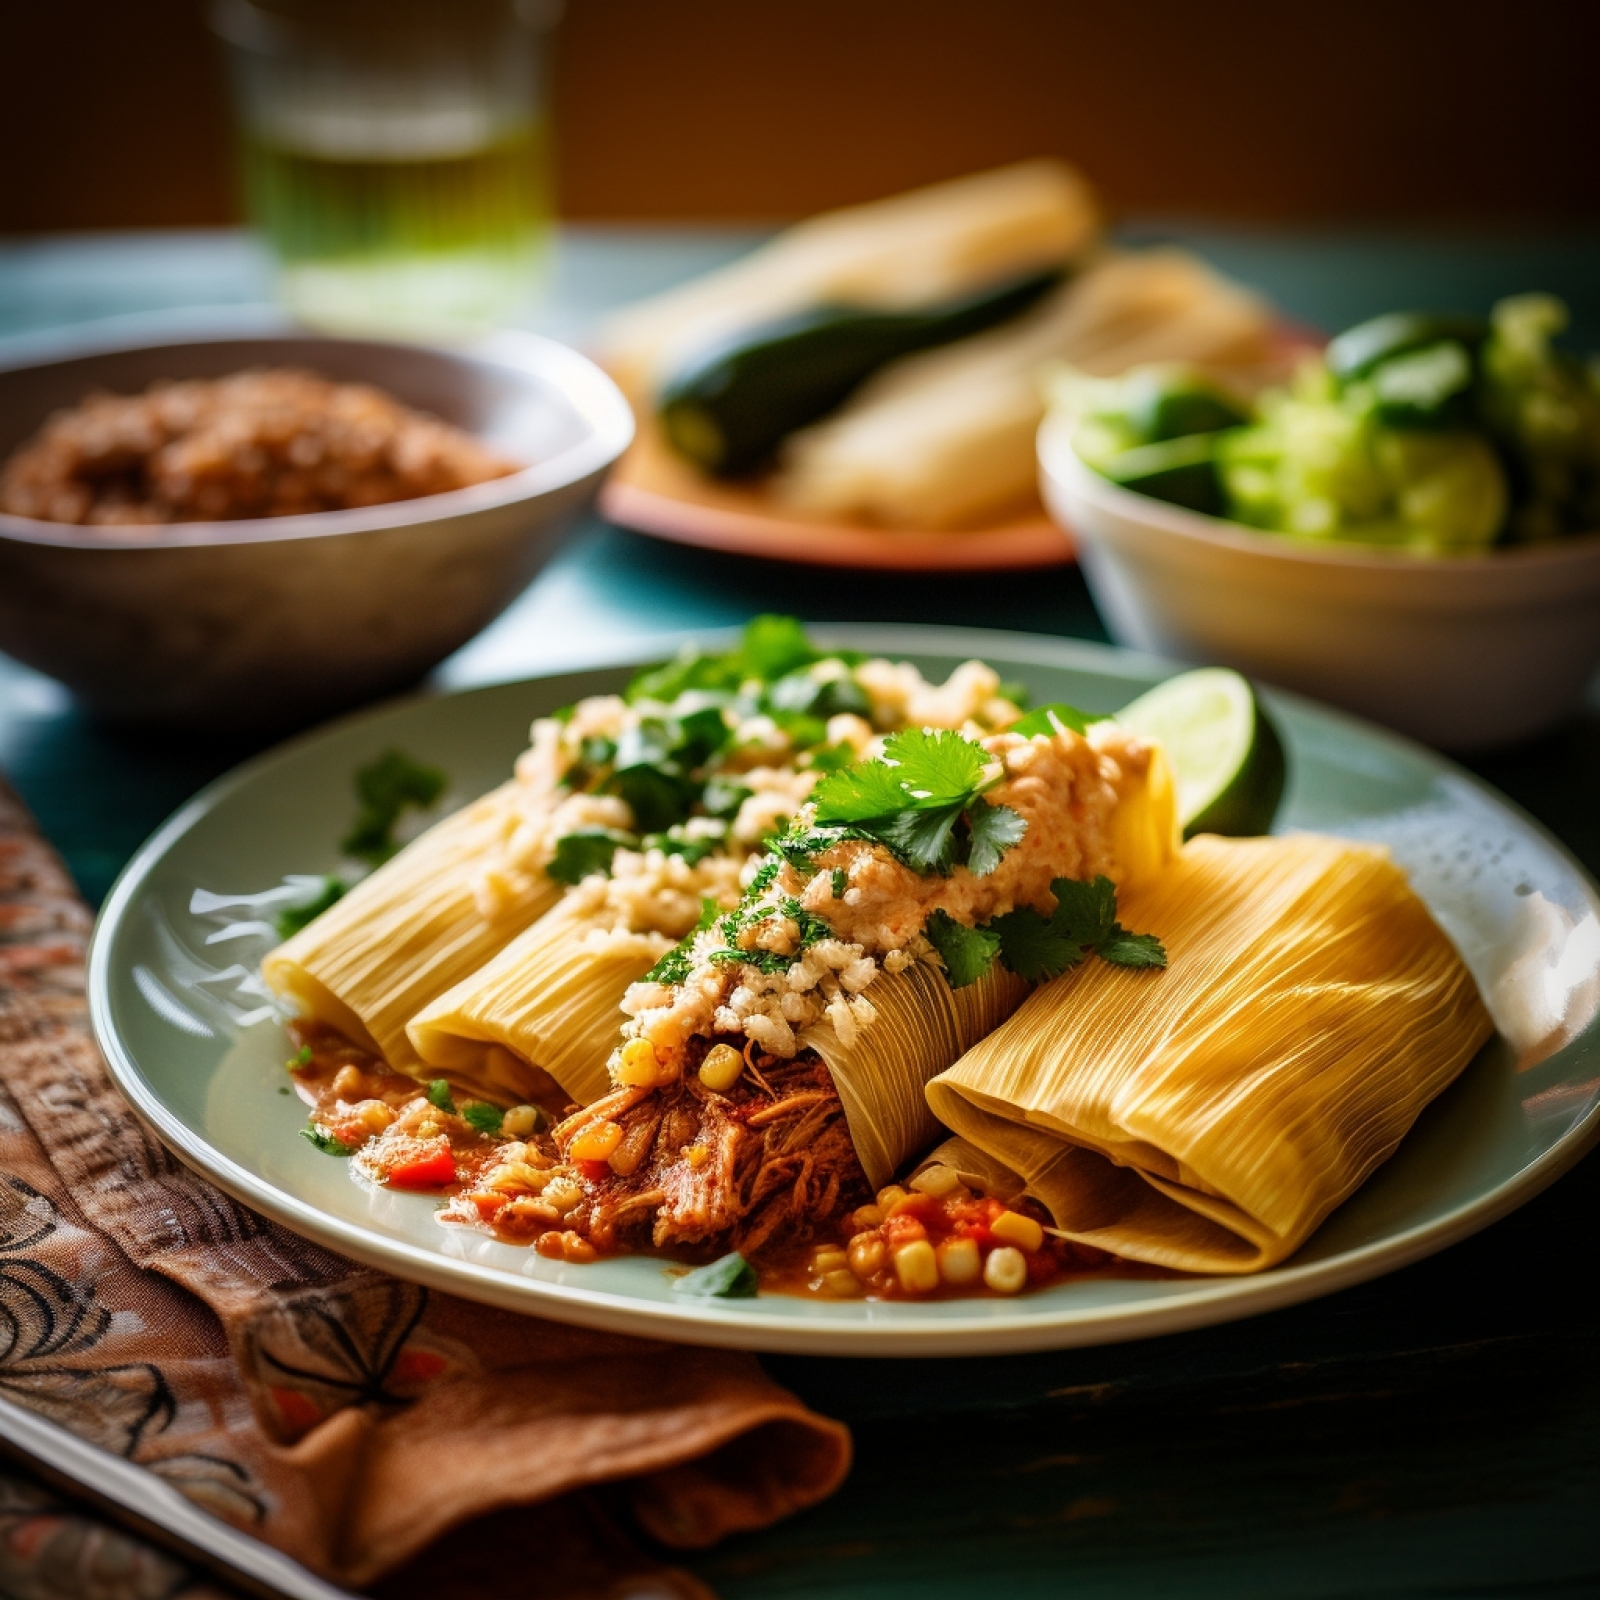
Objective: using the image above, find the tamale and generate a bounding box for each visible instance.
[925,834,1494,1274]
[597,160,1101,401]
[774,250,1276,529]
[263,782,560,1070]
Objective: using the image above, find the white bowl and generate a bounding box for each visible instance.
[0,311,635,729]
[1038,411,1600,750]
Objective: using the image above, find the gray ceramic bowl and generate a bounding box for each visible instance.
[0,311,634,728]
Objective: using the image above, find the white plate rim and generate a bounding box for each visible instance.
[87,624,1600,1357]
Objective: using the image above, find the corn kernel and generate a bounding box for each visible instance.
[568,1120,623,1162]
[909,1163,962,1198]
[811,1246,849,1274]
[500,1104,542,1139]
[848,1234,886,1280]
[684,1143,709,1169]
[984,1245,1028,1294]
[614,1038,664,1087]
[358,1101,396,1135]
[937,1236,982,1286]
[990,1210,1044,1253]
[534,1230,567,1260]
[416,1117,440,1140]
[850,1204,884,1229]
[697,1042,745,1093]
[892,1239,939,1295]
[820,1269,863,1298]
[542,1175,584,1214]
[876,1185,910,1211]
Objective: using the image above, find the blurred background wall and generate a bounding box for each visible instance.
[3,0,1599,232]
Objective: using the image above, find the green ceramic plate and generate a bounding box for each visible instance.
[88,626,1600,1356]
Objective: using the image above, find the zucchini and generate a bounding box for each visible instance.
[658,268,1062,477]
[1325,310,1487,383]
[1367,339,1477,429]
[1099,433,1225,515]
[1122,368,1250,443]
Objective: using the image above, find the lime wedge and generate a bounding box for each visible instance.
[1118,668,1285,838]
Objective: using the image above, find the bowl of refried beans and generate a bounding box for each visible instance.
[0,312,633,726]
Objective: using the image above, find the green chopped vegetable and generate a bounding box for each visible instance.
[1478,294,1600,541]
[301,1124,355,1157]
[547,829,635,885]
[643,899,721,985]
[1069,297,1600,553]
[673,1251,760,1298]
[425,1078,457,1114]
[831,868,848,898]
[342,750,448,867]
[286,1045,314,1070]
[275,875,347,940]
[700,775,753,819]
[989,876,1166,982]
[810,729,1026,878]
[462,1102,504,1135]
[1009,702,1106,739]
[924,909,1004,989]
[996,680,1031,710]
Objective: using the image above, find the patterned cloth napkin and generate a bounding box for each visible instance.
[0,776,850,1597]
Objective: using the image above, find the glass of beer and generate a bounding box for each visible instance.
[213,0,558,335]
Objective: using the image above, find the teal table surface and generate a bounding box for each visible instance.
[3,227,1598,1599]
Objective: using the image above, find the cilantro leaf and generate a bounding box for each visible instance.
[275,875,346,939]
[990,876,1166,981]
[965,802,1027,878]
[342,750,447,866]
[1047,875,1119,948]
[880,727,992,803]
[831,868,848,898]
[924,910,1002,988]
[740,615,817,681]
[301,1124,355,1157]
[875,802,966,876]
[1010,703,1109,738]
[674,1251,759,1297]
[642,825,721,867]
[547,829,635,885]
[607,764,693,833]
[462,1101,505,1135]
[988,905,1092,982]
[425,1078,457,1114]
[1099,929,1169,968]
[811,758,915,823]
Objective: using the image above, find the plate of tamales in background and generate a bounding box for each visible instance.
[594,163,1299,570]
[87,625,1600,1354]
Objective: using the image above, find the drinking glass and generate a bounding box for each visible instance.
[213,0,558,335]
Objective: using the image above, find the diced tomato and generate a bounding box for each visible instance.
[883,1212,928,1247]
[387,1143,457,1190]
[468,1192,503,1222]
[577,1159,610,1183]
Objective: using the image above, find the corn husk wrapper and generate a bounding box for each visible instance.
[406,898,669,1107]
[774,248,1276,529]
[262,782,560,1071]
[925,834,1494,1274]
[804,959,1033,1193]
[596,160,1101,402]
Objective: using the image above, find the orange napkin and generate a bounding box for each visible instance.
[0,777,849,1595]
